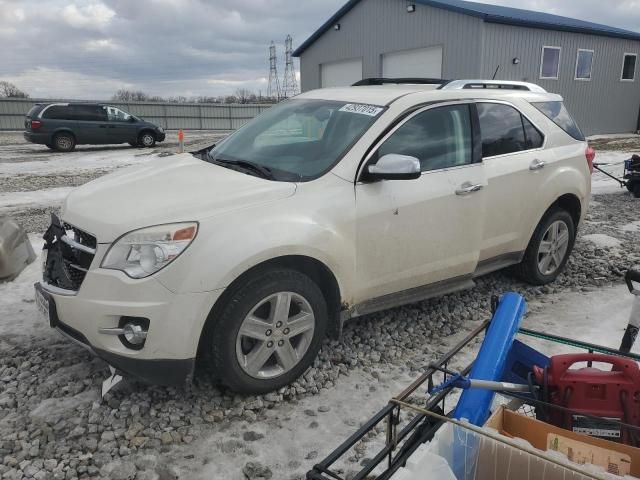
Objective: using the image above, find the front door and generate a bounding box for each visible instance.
[354,103,487,305]
[105,106,138,144]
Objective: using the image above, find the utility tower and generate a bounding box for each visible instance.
[282,34,299,98]
[267,41,280,100]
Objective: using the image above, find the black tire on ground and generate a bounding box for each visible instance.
[202,269,328,394]
[513,207,576,286]
[629,181,640,198]
[45,144,55,150]
[53,133,75,152]
[138,131,156,148]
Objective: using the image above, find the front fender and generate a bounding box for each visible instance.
[155,179,356,304]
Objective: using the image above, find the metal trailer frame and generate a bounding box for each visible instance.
[306,319,640,480]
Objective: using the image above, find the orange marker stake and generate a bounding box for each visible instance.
[178,129,184,153]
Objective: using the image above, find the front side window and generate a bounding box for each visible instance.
[531,101,585,141]
[106,106,132,122]
[376,104,472,172]
[208,99,383,181]
[540,46,561,79]
[575,49,594,80]
[622,54,637,81]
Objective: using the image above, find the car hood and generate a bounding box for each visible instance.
[61,153,297,243]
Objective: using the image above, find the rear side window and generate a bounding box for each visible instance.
[72,105,107,121]
[42,106,72,120]
[477,103,544,158]
[531,101,585,141]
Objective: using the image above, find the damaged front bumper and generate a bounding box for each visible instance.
[35,282,195,387]
[34,214,220,389]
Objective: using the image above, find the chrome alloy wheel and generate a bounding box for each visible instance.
[56,136,72,150]
[235,292,316,379]
[537,220,570,276]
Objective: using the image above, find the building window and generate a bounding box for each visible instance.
[540,46,561,79]
[575,49,594,80]
[622,53,637,81]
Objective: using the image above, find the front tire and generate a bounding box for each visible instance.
[514,208,575,285]
[203,269,328,394]
[53,133,75,152]
[138,131,156,148]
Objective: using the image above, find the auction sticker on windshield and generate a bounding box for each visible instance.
[339,104,384,117]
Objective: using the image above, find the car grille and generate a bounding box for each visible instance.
[43,220,97,292]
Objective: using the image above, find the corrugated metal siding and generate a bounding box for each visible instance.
[481,23,640,135]
[0,98,272,131]
[299,0,484,91]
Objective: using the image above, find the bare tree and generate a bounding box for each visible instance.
[234,88,255,104]
[111,89,164,102]
[0,81,29,98]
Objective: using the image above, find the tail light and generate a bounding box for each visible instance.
[585,146,595,174]
[30,120,42,130]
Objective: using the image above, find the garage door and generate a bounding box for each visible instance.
[382,46,443,78]
[321,58,363,88]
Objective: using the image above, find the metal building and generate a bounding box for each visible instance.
[293,0,640,135]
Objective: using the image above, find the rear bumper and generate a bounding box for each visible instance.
[23,131,50,144]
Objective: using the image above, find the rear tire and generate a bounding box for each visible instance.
[513,208,575,285]
[53,133,75,152]
[202,269,328,394]
[138,131,155,148]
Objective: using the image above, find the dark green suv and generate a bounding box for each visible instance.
[23,103,166,152]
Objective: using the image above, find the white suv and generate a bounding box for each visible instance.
[35,79,593,393]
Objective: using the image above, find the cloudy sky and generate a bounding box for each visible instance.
[1,0,640,100]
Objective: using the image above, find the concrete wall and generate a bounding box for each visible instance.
[481,23,640,135]
[0,98,272,131]
[299,0,484,91]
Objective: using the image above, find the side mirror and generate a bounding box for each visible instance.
[367,154,421,180]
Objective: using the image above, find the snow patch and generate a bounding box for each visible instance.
[621,221,640,233]
[581,233,622,248]
[0,187,73,212]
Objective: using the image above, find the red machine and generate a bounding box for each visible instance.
[533,353,640,445]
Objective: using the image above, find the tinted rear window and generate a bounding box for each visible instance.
[531,101,585,141]
[42,105,72,120]
[26,105,41,118]
[72,105,107,121]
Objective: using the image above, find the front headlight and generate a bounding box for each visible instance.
[101,222,198,279]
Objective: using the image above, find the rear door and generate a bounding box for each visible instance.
[40,105,77,138]
[475,101,549,263]
[354,102,487,303]
[70,105,109,144]
[105,106,138,144]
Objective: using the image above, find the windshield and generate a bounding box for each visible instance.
[208,99,384,181]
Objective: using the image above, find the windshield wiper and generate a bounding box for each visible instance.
[211,158,275,180]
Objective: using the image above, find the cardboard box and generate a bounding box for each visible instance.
[484,406,640,478]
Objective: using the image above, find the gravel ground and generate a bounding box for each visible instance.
[1,133,640,479]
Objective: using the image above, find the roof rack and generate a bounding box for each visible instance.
[439,80,547,93]
[352,77,448,86]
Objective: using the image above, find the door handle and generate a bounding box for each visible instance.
[530,159,546,171]
[455,182,484,196]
